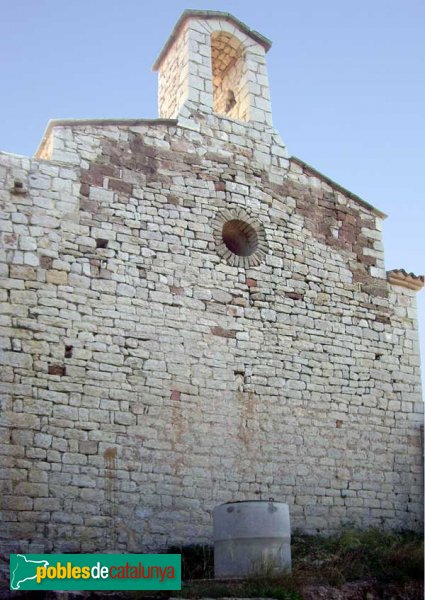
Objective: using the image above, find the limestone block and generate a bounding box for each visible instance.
[47,270,68,285]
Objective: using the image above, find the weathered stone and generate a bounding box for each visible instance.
[40,255,53,269]
[117,283,136,297]
[211,326,236,338]
[0,351,32,369]
[48,365,66,376]
[14,483,48,497]
[47,270,68,285]
[0,9,422,560]
[10,265,37,280]
[53,405,78,420]
[34,433,52,449]
[2,496,33,510]
[79,441,98,454]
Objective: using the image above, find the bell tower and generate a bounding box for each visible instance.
[153,10,274,126]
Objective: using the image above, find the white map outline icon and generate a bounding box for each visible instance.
[10,554,50,590]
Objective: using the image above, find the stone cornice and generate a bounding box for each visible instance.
[387,269,425,292]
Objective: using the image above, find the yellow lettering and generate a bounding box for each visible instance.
[72,566,81,578]
[36,566,46,583]
[47,566,56,579]
[82,566,90,579]
[57,562,67,579]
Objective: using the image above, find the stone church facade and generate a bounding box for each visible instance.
[0,10,423,554]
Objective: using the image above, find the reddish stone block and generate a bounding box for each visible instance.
[362,255,377,267]
[40,256,53,270]
[80,183,90,197]
[214,181,226,192]
[246,278,257,288]
[81,164,119,186]
[48,365,66,376]
[286,292,304,301]
[80,169,103,187]
[3,233,17,248]
[376,314,391,324]
[169,286,184,295]
[80,199,99,214]
[171,390,181,401]
[211,326,236,338]
[108,179,133,194]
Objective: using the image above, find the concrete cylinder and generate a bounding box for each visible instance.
[213,500,291,578]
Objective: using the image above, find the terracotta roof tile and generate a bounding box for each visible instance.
[387,269,424,291]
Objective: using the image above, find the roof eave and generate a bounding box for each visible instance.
[387,269,424,292]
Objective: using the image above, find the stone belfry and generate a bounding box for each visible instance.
[0,8,423,561]
[153,10,274,126]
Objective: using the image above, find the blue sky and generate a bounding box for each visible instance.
[1,0,424,382]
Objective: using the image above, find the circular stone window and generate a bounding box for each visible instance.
[213,208,268,267]
[222,220,258,257]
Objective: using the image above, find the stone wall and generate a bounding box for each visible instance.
[154,14,273,126]
[0,103,423,556]
[211,32,248,121]
[157,24,188,119]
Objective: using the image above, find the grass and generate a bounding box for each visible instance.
[125,529,424,600]
[168,529,423,599]
[167,544,214,580]
[290,528,424,586]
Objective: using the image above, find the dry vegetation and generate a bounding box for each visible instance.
[168,529,424,600]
